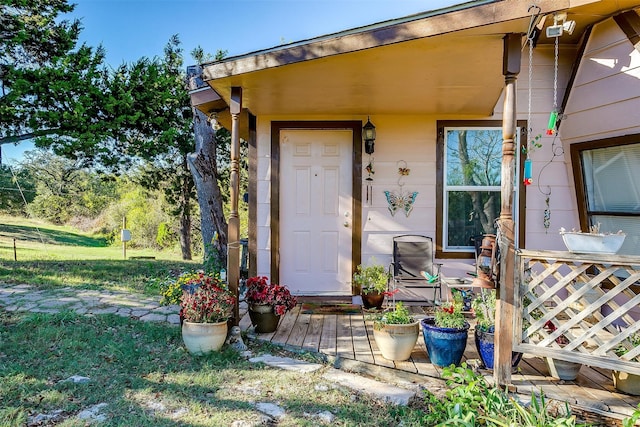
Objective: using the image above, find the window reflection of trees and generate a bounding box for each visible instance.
[446,129,502,247]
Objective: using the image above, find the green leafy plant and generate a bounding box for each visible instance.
[472,289,496,332]
[434,293,467,329]
[353,260,389,295]
[623,403,640,427]
[614,332,640,361]
[522,133,543,156]
[414,363,584,426]
[373,302,413,330]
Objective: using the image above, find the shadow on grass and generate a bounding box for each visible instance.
[0,223,108,247]
[0,312,399,426]
[0,259,199,294]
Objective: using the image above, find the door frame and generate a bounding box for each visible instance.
[270,121,362,286]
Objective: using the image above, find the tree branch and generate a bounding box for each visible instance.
[0,129,60,145]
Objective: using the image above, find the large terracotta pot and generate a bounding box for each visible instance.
[421,317,469,367]
[181,320,227,355]
[373,321,419,361]
[361,291,385,309]
[248,304,281,333]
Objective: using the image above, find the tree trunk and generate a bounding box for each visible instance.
[178,154,193,260]
[188,108,228,266]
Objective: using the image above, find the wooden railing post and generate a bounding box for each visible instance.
[495,33,520,386]
[229,86,242,325]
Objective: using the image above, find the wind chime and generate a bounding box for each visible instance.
[363,117,376,206]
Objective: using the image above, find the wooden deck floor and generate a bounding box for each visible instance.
[239,302,640,425]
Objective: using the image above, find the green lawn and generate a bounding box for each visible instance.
[1,311,411,427]
[0,216,199,294]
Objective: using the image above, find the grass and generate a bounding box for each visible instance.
[0,215,185,261]
[0,215,199,295]
[0,311,415,427]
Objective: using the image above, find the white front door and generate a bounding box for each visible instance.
[280,129,352,295]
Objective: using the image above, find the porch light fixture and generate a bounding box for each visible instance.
[363,117,376,155]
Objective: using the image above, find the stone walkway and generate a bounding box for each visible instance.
[0,283,181,325]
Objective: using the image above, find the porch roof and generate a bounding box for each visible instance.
[194,0,640,123]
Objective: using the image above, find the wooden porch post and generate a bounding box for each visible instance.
[494,33,520,386]
[229,87,242,325]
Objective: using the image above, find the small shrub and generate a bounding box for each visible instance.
[156,222,175,248]
[413,363,584,426]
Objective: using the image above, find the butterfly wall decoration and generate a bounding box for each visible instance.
[384,190,418,217]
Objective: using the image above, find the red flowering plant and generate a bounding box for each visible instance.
[434,293,467,329]
[180,272,236,323]
[543,320,570,346]
[245,276,297,316]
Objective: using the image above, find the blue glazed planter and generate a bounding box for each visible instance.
[421,317,469,367]
[474,327,522,370]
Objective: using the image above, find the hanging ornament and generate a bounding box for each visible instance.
[547,34,560,135]
[524,8,539,187]
[384,160,418,217]
[544,196,551,231]
[546,110,558,135]
[523,158,533,185]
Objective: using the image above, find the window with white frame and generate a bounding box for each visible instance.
[443,127,503,252]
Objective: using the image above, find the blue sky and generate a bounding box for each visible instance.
[3,0,462,163]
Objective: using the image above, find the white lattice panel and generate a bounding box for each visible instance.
[514,249,640,375]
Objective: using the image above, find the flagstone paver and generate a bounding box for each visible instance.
[0,283,179,323]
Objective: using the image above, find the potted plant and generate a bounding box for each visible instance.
[353,261,389,309]
[179,272,236,355]
[421,294,469,367]
[245,276,297,333]
[542,320,582,381]
[559,224,625,254]
[613,332,640,395]
[471,289,522,370]
[371,302,419,361]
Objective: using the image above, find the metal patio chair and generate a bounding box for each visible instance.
[389,234,442,306]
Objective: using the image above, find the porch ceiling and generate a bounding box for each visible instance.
[208,32,507,117]
[198,0,640,118]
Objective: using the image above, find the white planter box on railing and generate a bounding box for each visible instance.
[560,230,626,254]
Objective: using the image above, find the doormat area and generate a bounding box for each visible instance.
[300,303,362,315]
